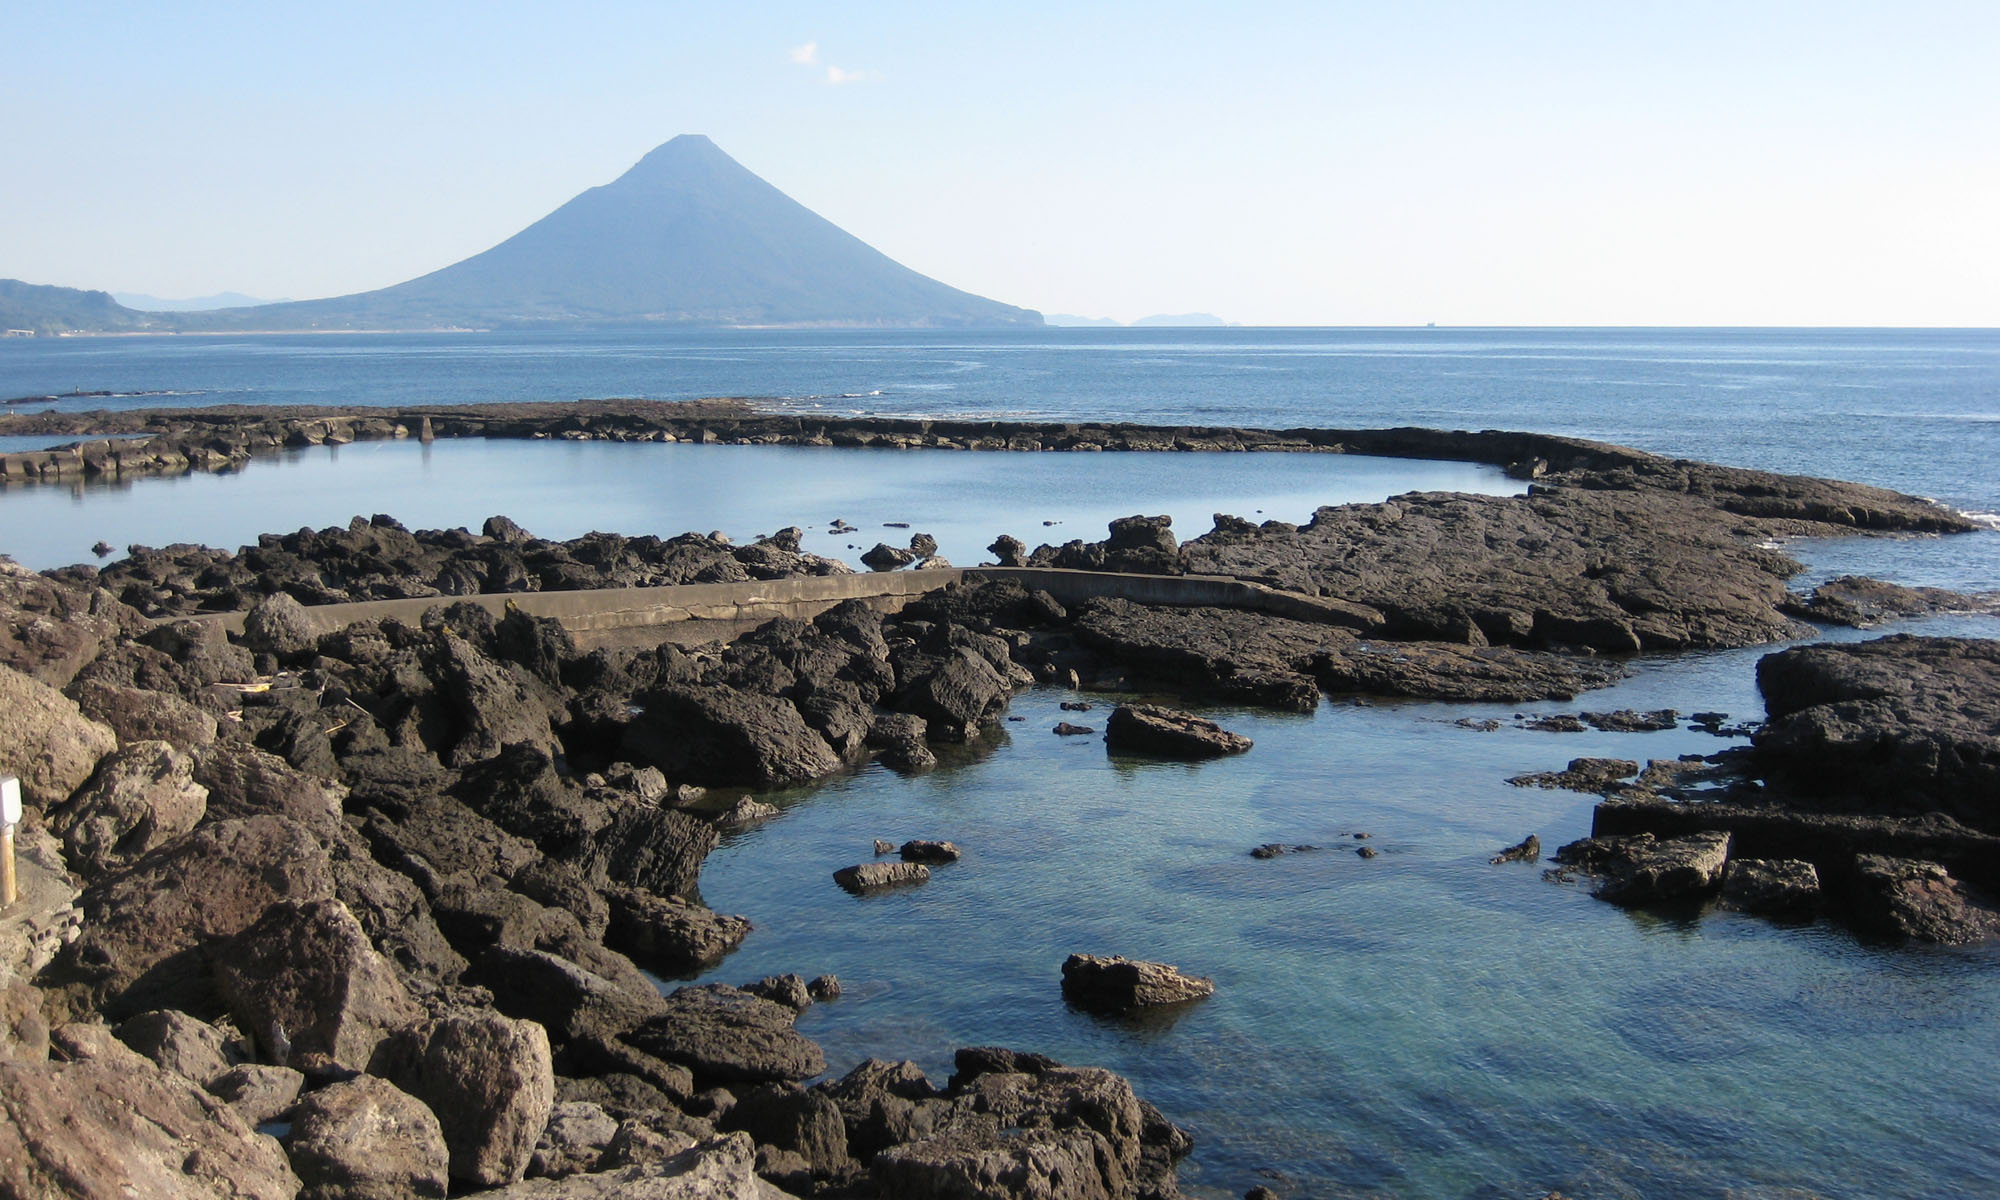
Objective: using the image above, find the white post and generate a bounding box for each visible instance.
[0,776,20,908]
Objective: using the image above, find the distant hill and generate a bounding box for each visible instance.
[113,290,282,312]
[0,280,161,336]
[1043,312,1229,328]
[5,136,1039,333]
[1130,313,1227,327]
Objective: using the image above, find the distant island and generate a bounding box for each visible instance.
[0,135,1040,334]
[1045,313,1229,328]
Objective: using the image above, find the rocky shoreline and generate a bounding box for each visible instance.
[3,407,1998,1198]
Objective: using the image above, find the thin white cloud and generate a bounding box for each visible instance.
[788,40,874,85]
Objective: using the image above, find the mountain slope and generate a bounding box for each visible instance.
[0,280,163,336]
[193,135,1039,330]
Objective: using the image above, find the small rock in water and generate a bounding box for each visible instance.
[1508,757,1640,793]
[1250,843,1288,859]
[882,521,910,528]
[806,975,841,1001]
[899,839,961,863]
[1490,834,1542,864]
[873,839,896,856]
[91,540,114,557]
[1059,701,1093,712]
[1061,953,1214,1013]
[833,862,930,893]
[742,974,813,1011]
[1581,708,1679,732]
[1524,715,1588,733]
[1053,722,1095,736]
[1455,717,1501,732]
[1356,845,1379,859]
[1104,704,1252,759]
[1352,832,1371,840]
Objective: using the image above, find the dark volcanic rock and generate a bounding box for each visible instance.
[1554,831,1731,906]
[602,887,752,973]
[284,1074,450,1200]
[210,898,423,1072]
[623,682,843,788]
[1061,954,1215,1013]
[1580,708,1678,732]
[1848,855,2000,944]
[1104,704,1252,759]
[835,862,931,893]
[1508,757,1641,794]
[1784,574,1998,628]
[0,1026,299,1200]
[40,815,338,1022]
[621,984,826,1086]
[1720,858,1823,920]
[1756,635,2000,833]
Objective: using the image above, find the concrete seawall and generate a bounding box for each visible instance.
[169,566,1379,649]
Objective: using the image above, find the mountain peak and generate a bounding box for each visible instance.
[61,137,1042,332]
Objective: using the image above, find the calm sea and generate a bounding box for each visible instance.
[3,327,1997,1197]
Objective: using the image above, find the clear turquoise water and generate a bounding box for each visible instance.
[5,328,1999,1196]
[693,618,2000,1199]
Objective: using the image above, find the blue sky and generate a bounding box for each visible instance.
[5,2,1995,324]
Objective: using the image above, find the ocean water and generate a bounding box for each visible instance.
[4,328,1998,1197]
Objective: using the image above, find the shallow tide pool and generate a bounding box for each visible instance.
[0,437,1520,572]
[690,617,2000,1200]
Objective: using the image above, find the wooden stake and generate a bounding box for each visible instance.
[1,776,19,908]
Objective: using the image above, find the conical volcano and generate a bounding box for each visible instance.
[185,136,1040,330]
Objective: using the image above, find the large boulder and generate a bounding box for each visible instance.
[623,684,843,789]
[1104,705,1252,759]
[210,898,422,1072]
[622,985,826,1087]
[893,650,1012,742]
[284,1074,450,1200]
[387,1014,555,1187]
[572,805,721,901]
[0,1024,300,1200]
[40,815,338,1021]
[42,740,209,879]
[241,591,318,657]
[1060,955,1215,1013]
[0,662,117,808]
[429,633,559,767]
[113,1008,240,1086]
